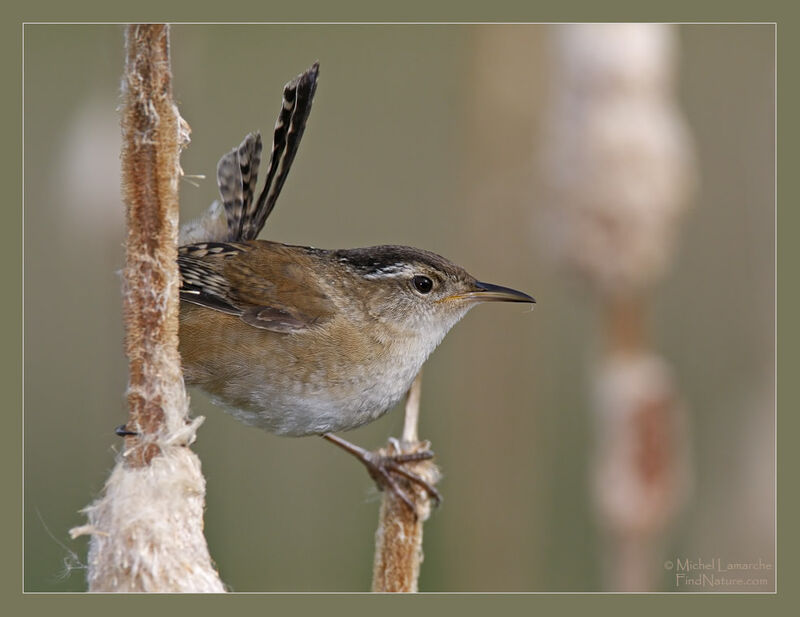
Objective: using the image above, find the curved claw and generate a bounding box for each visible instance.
[364,450,442,508]
[323,433,441,516]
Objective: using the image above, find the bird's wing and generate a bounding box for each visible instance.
[178,241,334,333]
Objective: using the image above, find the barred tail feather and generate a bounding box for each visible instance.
[248,61,319,240]
[217,133,261,240]
[213,62,319,243]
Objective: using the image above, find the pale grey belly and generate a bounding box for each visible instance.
[196,359,421,437]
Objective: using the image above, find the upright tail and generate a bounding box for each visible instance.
[216,62,320,242]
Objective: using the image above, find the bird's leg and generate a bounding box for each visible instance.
[322,433,442,514]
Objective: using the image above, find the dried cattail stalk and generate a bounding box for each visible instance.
[70,24,224,592]
[119,23,191,464]
[540,24,695,591]
[541,24,695,297]
[372,373,440,592]
[591,352,690,590]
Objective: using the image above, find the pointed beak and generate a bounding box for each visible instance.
[472,281,536,303]
[440,281,536,304]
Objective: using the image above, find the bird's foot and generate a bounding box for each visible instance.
[322,433,441,516]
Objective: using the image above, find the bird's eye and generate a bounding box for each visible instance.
[412,275,434,294]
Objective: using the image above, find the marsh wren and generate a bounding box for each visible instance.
[176,63,534,506]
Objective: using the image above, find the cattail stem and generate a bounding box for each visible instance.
[70,24,224,592]
[119,23,189,466]
[401,371,423,443]
[602,295,648,355]
[372,372,439,592]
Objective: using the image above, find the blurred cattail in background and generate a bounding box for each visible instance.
[539,23,695,591]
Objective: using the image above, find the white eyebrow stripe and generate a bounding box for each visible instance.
[360,263,415,280]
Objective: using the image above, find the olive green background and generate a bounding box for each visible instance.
[20,20,778,599]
